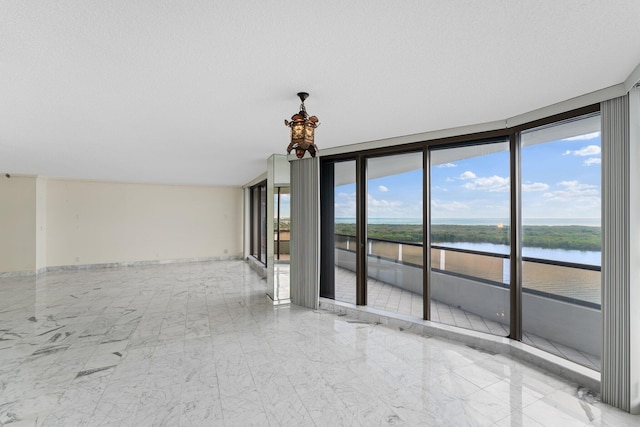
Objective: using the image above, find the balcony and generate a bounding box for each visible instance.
[334,234,601,371]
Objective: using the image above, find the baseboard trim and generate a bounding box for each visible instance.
[0,256,242,278]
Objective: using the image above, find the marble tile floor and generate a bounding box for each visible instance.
[0,261,636,426]
[335,267,601,371]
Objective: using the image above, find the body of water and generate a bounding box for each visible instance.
[435,241,600,266]
[336,217,601,266]
[337,217,601,227]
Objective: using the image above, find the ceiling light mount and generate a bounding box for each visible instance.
[285,92,319,158]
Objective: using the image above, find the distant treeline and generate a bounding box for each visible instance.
[335,223,601,251]
[276,220,290,230]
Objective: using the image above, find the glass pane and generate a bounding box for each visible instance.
[521,113,601,370]
[334,161,357,304]
[251,186,260,259]
[260,184,267,264]
[366,152,423,318]
[430,140,510,336]
[274,187,290,261]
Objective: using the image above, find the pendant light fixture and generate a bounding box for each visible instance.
[285,92,320,158]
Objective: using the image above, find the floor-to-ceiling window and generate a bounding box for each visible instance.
[250,181,267,265]
[274,186,290,261]
[320,105,601,370]
[365,152,423,317]
[430,140,511,336]
[333,160,357,304]
[520,113,601,370]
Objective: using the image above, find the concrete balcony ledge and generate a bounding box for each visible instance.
[318,297,601,395]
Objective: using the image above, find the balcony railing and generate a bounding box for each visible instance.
[335,233,601,308]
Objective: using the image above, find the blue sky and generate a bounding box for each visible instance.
[278,193,290,219]
[335,132,602,221]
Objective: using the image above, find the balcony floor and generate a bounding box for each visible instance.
[335,267,601,371]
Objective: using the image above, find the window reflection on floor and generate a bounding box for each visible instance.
[334,266,600,371]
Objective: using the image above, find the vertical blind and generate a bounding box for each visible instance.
[601,94,630,411]
[290,157,320,309]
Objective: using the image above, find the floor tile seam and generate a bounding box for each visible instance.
[457,396,515,425]
[553,347,593,367]
[126,375,187,427]
[13,349,77,388]
[482,378,546,410]
[323,381,399,426]
[479,315,502,336]
[258,372,316,426]
[109,318,164,375]
[520,399,592,426]
[45,372,114,424]
[292,381,356,424]
[531,336,568,361]
[581,352,601,370]
[457,367,513,396]
[552,340,594,359]
[86,382,145,427]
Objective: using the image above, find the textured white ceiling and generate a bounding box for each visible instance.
[1,1,639,186]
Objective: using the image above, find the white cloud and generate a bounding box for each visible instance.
[562,132,601,142]
[368,195,401,208]
[463,175,510,192]
[366,194,422,218]
[522,182,549,192]
[437,163,457,168]
[558,180,592,188]
[378,185,388,192]
[584,157,601,166]
[334,192,357,217]
[431,200,469,211]
[563,145,601,156]
[459,171,477,180]
[542,180,599,203]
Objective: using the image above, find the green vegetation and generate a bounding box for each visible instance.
[334,223,601,251]
[275,219,290,231]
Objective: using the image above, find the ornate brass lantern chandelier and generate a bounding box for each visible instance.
[285,92,319,158]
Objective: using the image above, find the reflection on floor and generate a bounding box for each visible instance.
[271,262,291,303]
[0,261,635,425]
[335,267,601,371]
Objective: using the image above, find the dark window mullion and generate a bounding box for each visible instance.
[510,133,523,340]
[319,160,335,299]
[276,187,281,261]
[356,155,367,306]
[423,148,431,320]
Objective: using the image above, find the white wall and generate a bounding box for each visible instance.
[45,179,243,267]
[35,177,47,271]
[0,177,243,273]
[0,175,36,273]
